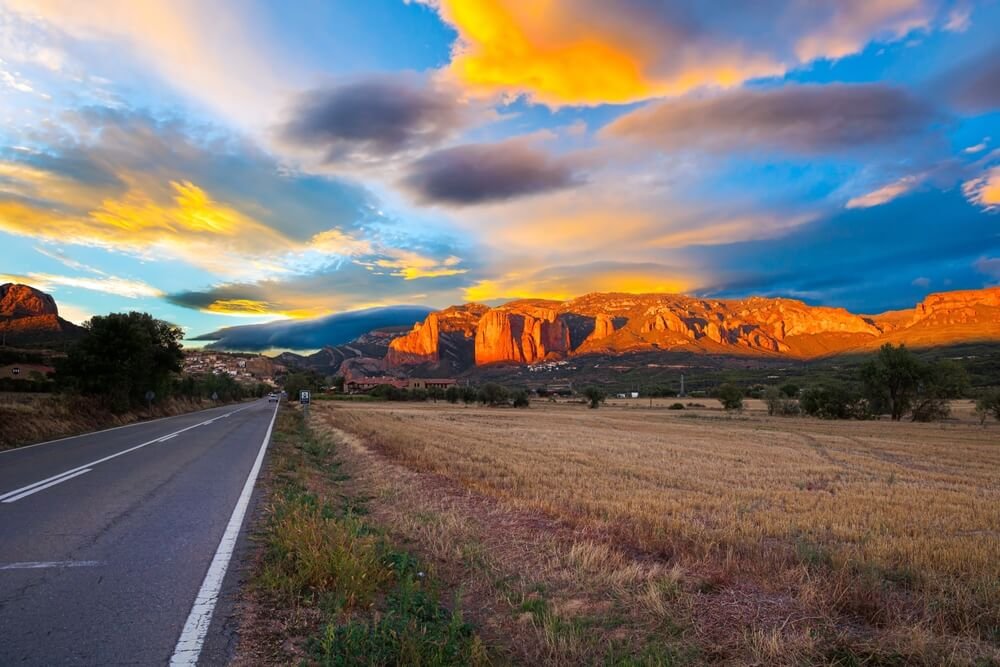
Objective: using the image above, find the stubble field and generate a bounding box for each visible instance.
[315,399,999,665]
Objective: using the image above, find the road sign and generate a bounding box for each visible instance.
[211,392,219,401]
[299,390,310,404]
[145,390,155,402]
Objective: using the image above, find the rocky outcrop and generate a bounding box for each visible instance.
[385,313,441,366]
[474,307,571,365]
[908,288,1000,327]
[386,303,489,370]
[0,283,84,345]
[0,284,59,318]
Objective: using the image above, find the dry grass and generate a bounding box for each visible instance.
[0,392,238,450]
[317,399,1000,665]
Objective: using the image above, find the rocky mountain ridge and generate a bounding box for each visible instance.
[384,287,1000,373]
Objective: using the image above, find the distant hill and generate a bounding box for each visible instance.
[192,305,433,352]
[0,283,86,347]
[382,287,1000,375]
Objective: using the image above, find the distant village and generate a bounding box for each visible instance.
[181,350,283,386]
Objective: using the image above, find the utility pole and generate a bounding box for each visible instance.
[680,374,685,397]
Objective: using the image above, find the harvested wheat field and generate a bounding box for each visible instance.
[313,399,1000,665]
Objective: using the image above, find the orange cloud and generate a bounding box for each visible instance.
[421,0,939,107]
[846,175,921,209]
[371,252,467,280]
[426,0,781,106]
[963,166,1000,211]
[201,299,323,319]
[464,265,694,302]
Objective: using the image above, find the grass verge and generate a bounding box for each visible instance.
[238,405,488,666]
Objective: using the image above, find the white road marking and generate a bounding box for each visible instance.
[0,560,103,570]
[170,399,280,667]
[0,404,255,503]
[1,469,92,503]
[0,401,255,456]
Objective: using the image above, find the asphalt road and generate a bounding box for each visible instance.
[0,398,279,666]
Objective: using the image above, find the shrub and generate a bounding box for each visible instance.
[668,402,685,410]
[460,387,478,405]
[582,386,606,409]
[716,383,744,412]
[445,386,460,404]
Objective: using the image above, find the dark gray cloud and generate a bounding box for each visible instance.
[192,305,433,351]
[278,74,466,164]
[403,140,581,205]
[604,84,941,154]
[941,48,1000,113]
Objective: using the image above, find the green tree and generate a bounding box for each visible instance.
[764,386,799,416]
[511,389,530,408]
[445,385,461,404]
[975,389,1000,424]
[800,385,867,419]
[461,386,478,404]
[582,386,606,409]
[716,383,743,412]
[779,383,799,398]
[478,383,509,406]
[861,343,923,421]
[910,360,968,422]
[57,312,183,412]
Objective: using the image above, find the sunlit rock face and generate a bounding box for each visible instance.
[0,283,84,345]
[386,287,1000,371]
[386,303,488,369]
[0,284,59,318]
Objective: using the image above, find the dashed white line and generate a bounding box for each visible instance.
[170,399,280,666]
[0,560,103,570]
[0,403,255,503]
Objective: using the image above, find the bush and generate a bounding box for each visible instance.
[668,402,685,410]
[445,386,460,404]
[460,386,478,405]
[716,383,743,412]
[582,387,606,409]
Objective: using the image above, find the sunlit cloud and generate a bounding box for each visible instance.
[464,262,696,303]
[962,166,1000,211]
[846,175,921,208]
[0,271,162,298]
[370,252,467,281]
[418,0,945,107]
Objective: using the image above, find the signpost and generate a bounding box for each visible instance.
[145,390,155,417]
[300,390,310,419]
[211,391,219,402]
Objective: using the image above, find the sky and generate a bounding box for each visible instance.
[0,0,998,343]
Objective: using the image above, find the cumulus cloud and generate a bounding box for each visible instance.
[604,84,939,154]
[403,139,580,205]
[278,74,470,165]
[846,175,922,208]
[418,0,945,107]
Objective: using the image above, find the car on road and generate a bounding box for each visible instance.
[267,392,278,402]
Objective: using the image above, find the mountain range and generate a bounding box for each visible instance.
[379,288,1000,375]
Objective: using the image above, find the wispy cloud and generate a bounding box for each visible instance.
[846,175,922,208]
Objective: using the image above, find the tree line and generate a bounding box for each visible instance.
[715,343,1000,422]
